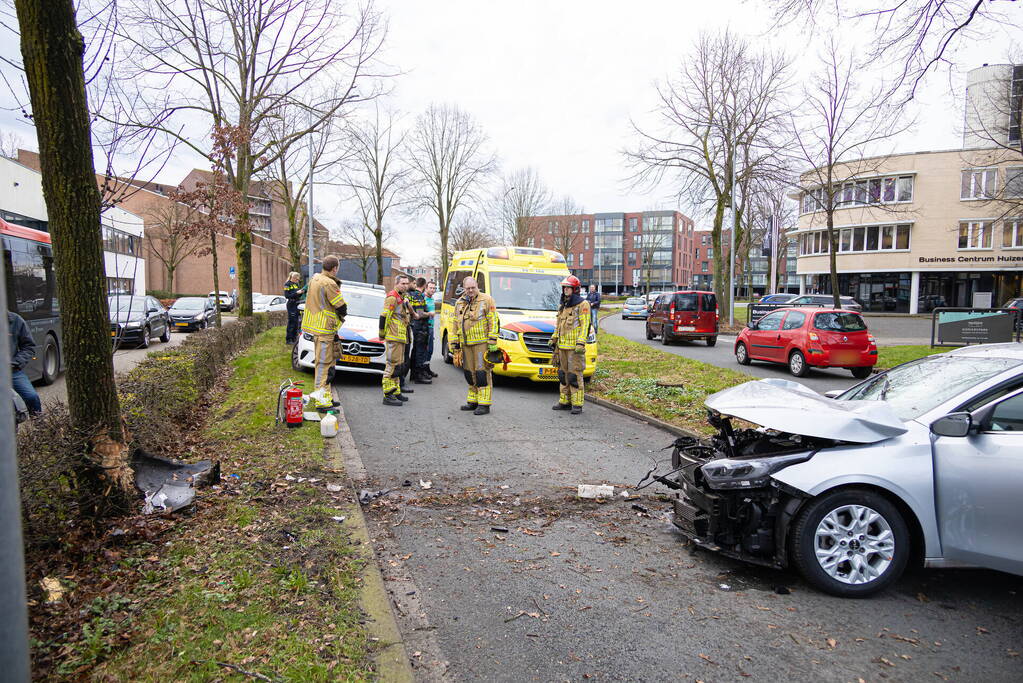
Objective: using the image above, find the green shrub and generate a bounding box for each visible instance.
[16,311,287,549]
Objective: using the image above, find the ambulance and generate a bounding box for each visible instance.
[439,246,598,382]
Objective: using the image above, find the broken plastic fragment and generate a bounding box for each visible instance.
[40,577,65,604]
[326,483,343,492]
[577,484,614,499]
[419,479,432,490]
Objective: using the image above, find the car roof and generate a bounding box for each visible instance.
[946,343,1023,361]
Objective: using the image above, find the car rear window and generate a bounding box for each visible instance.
[626,297,645,304]
[814,311,867,332]
[673,293,698,311]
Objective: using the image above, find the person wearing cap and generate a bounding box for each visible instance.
[283,271,305,345]
[549,275,590,414]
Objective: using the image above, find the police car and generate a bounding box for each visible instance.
[291,281,388,376]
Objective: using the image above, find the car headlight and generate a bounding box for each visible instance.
[498,328,518,342]
[193,313,205,321]
[125,321,141,329]
[700,453,811,490]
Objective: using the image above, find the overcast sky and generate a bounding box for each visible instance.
[0,0,1018,268]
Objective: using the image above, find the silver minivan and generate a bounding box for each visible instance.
[669,343,1023,597]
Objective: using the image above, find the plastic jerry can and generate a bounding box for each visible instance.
[320,411,338,438]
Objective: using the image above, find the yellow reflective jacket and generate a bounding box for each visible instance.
[452,292,499,345]
[301,272,346,334]
[553,299,591,349]
[381,290,411,342]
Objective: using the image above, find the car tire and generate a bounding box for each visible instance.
[442,332,453,364]
[850,366,873,379]
[789,488,910,598]
[706,336,717,347]
[735,342,751,365]
[40,336,60,386]
[788,350,809,377]
[139,326,151,349]
[661,325,671,345]
[159,323,171,343]
[645,324,654,340]
[291,341,310,373]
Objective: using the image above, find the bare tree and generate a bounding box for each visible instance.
[449,210,495,251]
[337,219,378,282]
[144,202,201,293]
[116,0,389,316]
[793,40,912,307]
[14,0,135,512]
[493,167,551,245]
[406,103,496,278]
[767,0,1013,100]
[345,106,409,284]
[0,129,24,157]
[548,195,583,259]
[625,29,791,308]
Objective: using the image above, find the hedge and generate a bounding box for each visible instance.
[16,311,287,548]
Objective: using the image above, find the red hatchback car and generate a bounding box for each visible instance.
[734,307,877,378]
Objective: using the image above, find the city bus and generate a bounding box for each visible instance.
[439,246,598,382]
[2,218,63,384]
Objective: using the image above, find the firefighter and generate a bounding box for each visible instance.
[301,255,347,410]
[379,274,413,406]
[549,275,590,414]
[449,275,499,415]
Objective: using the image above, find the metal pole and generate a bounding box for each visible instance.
[307,107,315,282]
[0,253,31,681]
[769,213,778,295]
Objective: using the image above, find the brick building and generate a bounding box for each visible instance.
[692,228,799,296]
[523,210,695,294]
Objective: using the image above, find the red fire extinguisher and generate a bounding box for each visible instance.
[285,383,304,428]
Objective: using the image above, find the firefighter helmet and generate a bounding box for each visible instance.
[560,275,581,291]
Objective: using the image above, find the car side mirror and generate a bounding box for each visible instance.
[930,412,972,438]
[455,286,464,296]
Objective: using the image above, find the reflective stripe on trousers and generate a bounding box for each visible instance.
[382,341,405,395]
[557,348,585,406]
[462,342,492,405]
[313,333,339,393]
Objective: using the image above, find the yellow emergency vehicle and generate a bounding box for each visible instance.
[439,246,598,381]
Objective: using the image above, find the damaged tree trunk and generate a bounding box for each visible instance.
[16,0,136,513]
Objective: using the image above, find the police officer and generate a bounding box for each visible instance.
[550,275,590,415]
[301,256,346,410]
[379,274,413,406]
[450,276,499,415]
[283,271,305,345]
[408,276,432,384]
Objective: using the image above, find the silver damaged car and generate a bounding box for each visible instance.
[668,343,1023,597]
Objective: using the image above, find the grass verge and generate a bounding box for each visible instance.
[61,327,375,681]
[588,329,750,434]
[876,344,950,370]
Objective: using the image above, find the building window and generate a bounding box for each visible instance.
[1012,65,1023,143]
[802,174,914,213]
[102,226,140,256]
[706,247,713,259]
[701,262,708,272]
[526,238,534,247]
[961,168,998,200]
[107,277,134,295]
[582,219,590,231]
[802,224,911,255]
[1004,219,1023,248]
[959,221,993,249]
[567,253,574,266]
[1006,167,1023,198]
[629,217,638,232]
[584,236,590,249]
[578,253,585,267]
[627,251,636,266]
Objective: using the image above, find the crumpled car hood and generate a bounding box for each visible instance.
[705,378,907,443]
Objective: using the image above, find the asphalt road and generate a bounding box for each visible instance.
[602,315,862,394]
[335,355,1023,682]
[35,330,190,406]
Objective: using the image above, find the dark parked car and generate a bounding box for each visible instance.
[788,294,863,313]
[646,290,718,346]
[109,295,171,348]
[758,293,799,304]
[168,297,218,331]
[621,297,649,320]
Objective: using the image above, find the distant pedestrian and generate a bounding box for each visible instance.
[283,271,305,345]
[8,311,41,416]
[422,280,438,378]
[586,284,601,332]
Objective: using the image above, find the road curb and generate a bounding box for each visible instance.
[327,390,414,683]
[583,393,699,438]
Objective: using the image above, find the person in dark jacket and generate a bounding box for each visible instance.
[283,271,305,345]
[586,285,601,332]
[8,311,41,415]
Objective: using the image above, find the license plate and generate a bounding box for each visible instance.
[339,354,370,364]
[110,331,116,337]
[538,367,558,377]
[175,322,188,327]
[678,326,696,332]
[831,350,860,364]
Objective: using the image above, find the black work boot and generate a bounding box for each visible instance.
[428,365,439,378]
[382,394,403,407]
[473,405,490,416]
[413,369,432,384]
[552,403,571,411]
[570,405,582,415]
[400,381,414,394]
[460,402,478,411]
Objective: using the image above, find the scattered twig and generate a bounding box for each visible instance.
[192,659,281,683]
[391,509,407,528]
[504,610,527,623]
[532,596,548,616]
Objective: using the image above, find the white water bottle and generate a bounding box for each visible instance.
[320,411,338,438]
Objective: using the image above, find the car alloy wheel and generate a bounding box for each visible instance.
[791,489,909,597]
[139,326,151,348]
[645,325,654,340]
[160,321,171,342]
[789,350,808,377]
[735,342,750,365]
[291,340,309,372]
